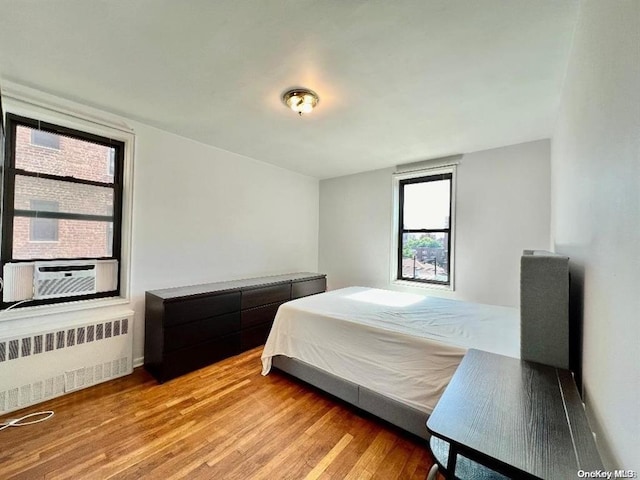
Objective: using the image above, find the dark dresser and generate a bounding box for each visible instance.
[144,272,326,383]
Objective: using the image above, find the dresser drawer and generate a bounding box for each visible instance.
[292,278,326,299]
[241,302,284,330]
[164,312,240,352]
[241,323,273,350]
[164,292,240,326]
[241,284,290,310]
[161,333,241,382]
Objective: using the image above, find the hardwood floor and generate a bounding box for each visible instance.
[0,347,435,479]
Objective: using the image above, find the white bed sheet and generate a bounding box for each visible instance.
[261,286,519,413]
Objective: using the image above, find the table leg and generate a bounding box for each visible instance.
[445,444,458,479]
[426,464,438,480]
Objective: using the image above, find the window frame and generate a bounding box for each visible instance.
[391,166,456,290]
[1,113,125,308]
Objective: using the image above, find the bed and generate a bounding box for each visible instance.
[261,251,570,439]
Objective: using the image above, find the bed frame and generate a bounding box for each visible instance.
[271,250,570,440]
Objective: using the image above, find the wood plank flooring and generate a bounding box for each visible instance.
[0,347,435,479]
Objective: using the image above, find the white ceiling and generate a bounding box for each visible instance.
[0,1,578,179]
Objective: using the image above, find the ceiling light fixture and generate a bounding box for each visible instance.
[282,88,319,116]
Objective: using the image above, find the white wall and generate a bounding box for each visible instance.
[551,0,639,468]
[319,140,550,307]
[129,123,319,362]
[0,86,319,366]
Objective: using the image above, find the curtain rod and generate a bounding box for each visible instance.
[394,154,462,175]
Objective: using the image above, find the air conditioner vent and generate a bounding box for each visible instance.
[3,260,118,302]
[33,261,97,300]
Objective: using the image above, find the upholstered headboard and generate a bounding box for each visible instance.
[520,250,570,369]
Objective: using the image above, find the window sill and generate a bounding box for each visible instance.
[392,279,453,292]
[0,296,130,323]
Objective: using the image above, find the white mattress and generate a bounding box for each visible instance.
[261,286,519,413]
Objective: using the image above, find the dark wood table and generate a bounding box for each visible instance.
[426,349,603,479]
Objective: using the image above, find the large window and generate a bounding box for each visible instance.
[2,113,124,305]
[396,171,453,286]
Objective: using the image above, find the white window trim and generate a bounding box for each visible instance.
[0,82,135,320]
[390,165,457,291]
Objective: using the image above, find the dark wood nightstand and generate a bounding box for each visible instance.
[426,349,602,479]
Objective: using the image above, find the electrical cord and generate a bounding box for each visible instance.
[0,411,54,431]
[1,299,31,312]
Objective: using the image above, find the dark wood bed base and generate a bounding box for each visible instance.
[271,250,570,440]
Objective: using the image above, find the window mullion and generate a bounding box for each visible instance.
[13,168,116,189]
[14,210,114,223]
[402,228,450,234]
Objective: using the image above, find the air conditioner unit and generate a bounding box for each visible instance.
[33,261,97,300]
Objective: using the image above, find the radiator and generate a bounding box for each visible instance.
[0,312,133,414]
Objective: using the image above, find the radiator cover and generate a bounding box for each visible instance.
[0,312,133,414]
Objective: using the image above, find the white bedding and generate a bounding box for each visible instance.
[261,286,519,413]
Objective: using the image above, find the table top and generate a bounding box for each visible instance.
[147,272,325,300]
[426,349,603,479]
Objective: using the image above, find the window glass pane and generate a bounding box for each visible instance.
[403,179,450,230]
[13,217,113,259]
[16,125,115,183]
[30,200,59,241]
[14,175,114,217]
[108,148,116,176]
[31,130,60,149]
[401,232,449,282]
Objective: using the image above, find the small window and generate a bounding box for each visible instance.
[107,147,115,176]
[106,222,114,255]
[395,170,454,286]
[31,129,60,149]
[30,200,59,241]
